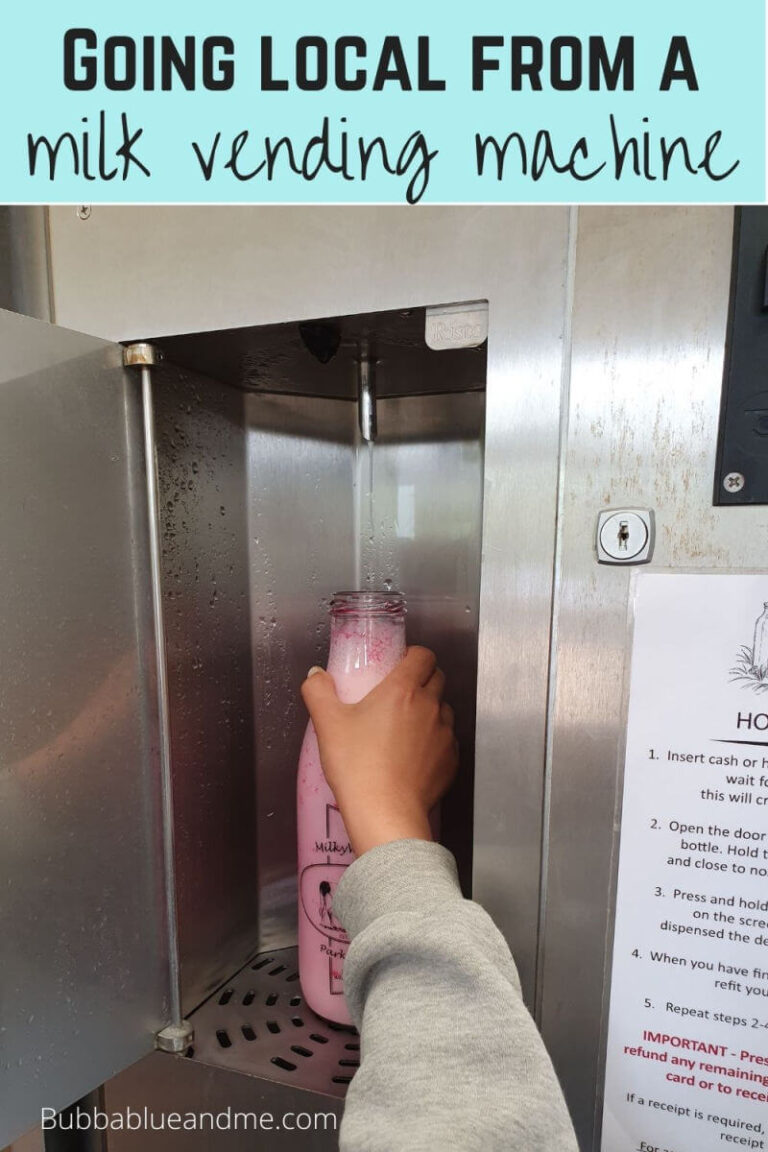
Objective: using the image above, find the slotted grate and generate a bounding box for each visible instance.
[187,947,358,1098]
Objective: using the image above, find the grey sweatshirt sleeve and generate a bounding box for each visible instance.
[332,839,578,1152]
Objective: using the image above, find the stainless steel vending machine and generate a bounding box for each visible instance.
[2,205,763,1152]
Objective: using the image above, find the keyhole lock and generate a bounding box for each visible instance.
[596,509,655,565]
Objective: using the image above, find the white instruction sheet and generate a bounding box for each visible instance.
[602,574,768,1152]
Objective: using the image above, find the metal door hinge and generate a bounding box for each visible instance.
[123,342,163,369]
[155,1020,194,1054]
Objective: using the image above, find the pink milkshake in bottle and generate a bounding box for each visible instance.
[297,590,406,1024]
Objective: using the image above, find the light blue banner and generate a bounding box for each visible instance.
[0,0,764,203]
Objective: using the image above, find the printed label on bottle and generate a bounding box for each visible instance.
[298,801,353,997]
[299,862,349,945]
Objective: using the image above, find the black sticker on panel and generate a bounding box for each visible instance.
[716,207,768,505]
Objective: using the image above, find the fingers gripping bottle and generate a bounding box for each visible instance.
[297,591,406,1024]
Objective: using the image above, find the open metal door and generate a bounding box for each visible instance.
[0,310,170,1144]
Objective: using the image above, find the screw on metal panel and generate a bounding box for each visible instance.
[155,1021,194,1053]
[76,205,91,220]
[723,472,746,493]
[122,342,163,368]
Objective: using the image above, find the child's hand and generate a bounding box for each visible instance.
[301,646,458,856]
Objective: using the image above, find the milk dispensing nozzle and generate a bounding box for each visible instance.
[357,340,377,444]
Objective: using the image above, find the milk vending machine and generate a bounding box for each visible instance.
[1,206,765,1152]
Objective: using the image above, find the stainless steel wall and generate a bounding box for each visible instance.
[537,207,760,1149]
[244,394,357,952]
[361,393,485,894]
[152,362,259,1014]
[0,207,51,320]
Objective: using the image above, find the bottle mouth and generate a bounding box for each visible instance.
[330,590,406,617]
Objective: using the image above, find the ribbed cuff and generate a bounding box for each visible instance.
[333,839,461,940]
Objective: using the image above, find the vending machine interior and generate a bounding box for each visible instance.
[143,302,488,1050]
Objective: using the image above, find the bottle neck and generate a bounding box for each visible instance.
[327,612,406,704]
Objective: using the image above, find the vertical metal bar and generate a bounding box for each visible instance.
[140,363,184,1031]
[534,205,579,1021]
[355,344,376,590]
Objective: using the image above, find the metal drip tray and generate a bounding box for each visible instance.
[187,947,358,1099]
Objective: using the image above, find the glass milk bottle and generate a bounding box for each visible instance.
[297,590,406,1024]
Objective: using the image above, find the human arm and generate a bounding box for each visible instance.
[301,649,578,1152]
[333,839,579,1151]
